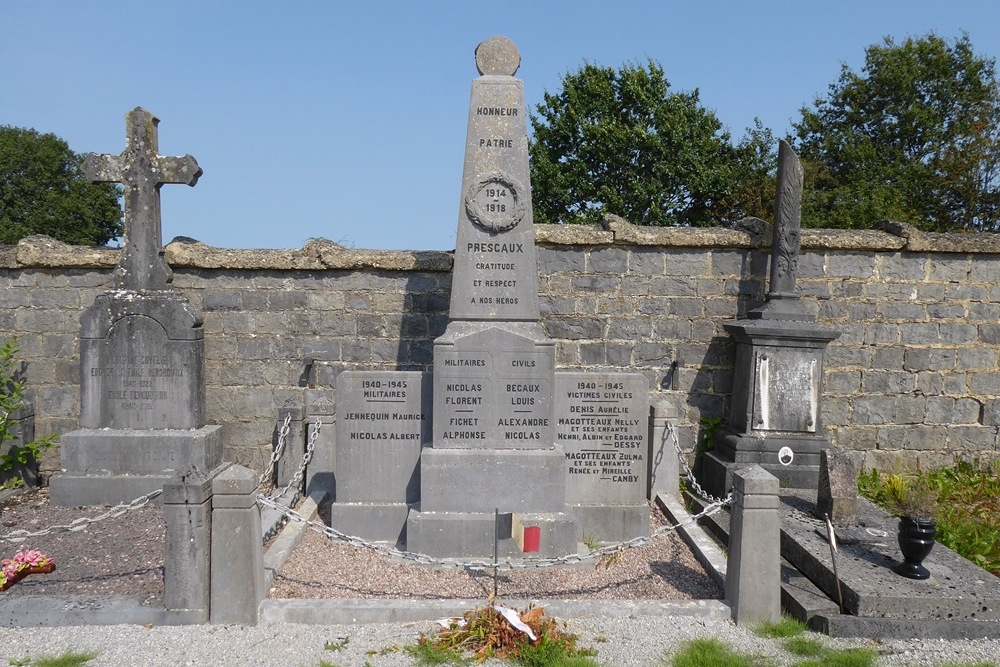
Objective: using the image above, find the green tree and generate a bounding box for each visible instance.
[794,33,1000,232]
[0,126,122,245]
[529,60,764,227]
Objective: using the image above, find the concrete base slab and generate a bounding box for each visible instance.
[700,450,819,498]
[406,508,578,558]
[262,598,731,625]
[0,595,203,626]
[58,426,223,474]
[781,491,1000,622]
[571,504,649,543]
[811,614,1000,640]
[51,425,223,506]
[328,502,410,549]
[49,473,172,506]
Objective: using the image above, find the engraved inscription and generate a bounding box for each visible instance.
[556,373,648,505]
[465,172,527,233]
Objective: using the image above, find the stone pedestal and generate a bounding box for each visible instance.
[162,464,224,622]
[702,320,838,498]
[210,464,264,625]
[406,322,578,558]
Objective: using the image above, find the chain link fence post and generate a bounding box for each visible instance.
[304,389,335,499]
[648,398,684,500]
[726,465,781,626]
[274,401,304,489]
[211,464,264,625]
[163,464,224,623]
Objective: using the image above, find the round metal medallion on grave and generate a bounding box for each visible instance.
[464,171,527,233]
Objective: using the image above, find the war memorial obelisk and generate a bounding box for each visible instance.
[405,36,578,557]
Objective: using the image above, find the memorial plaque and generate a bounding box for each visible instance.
[82,314,204,429]
[555,372,649,506]
[752,347,821,433]
[434,327,553,449]
[336,371,430,503]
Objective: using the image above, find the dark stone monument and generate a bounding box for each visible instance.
[816,446,860,527]
[50,107,222,506]
[405,37,579,558]
[702,141,839,497]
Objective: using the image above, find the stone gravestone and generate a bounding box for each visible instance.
[555,373,650,541]
[329,371,430,546]
[702,141,839,497]
[50,107,222,506]
[405,37,579,558]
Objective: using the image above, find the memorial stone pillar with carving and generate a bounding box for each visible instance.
[405,37,578,558]
[702,141,840,497]
[50,108,222,506]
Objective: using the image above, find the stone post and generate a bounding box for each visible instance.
[726,465,781,625]
[647,399,683,500]
[163,464,226,623]
[274,401,304,490]
[304,389,335,499]
[210,464,264,625]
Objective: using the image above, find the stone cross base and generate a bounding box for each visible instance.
[49,425,222,506]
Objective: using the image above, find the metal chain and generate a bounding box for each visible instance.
[259,413,293,487]
[0,488,163,543]
[268,418,320,500]
[256,491,730,572]
[665,420,732,506]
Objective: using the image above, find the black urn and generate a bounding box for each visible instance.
[893,517,936,580]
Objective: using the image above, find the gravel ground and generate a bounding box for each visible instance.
[0,616,999,666]
[269,498,722,601]
[1,488,999,666]
[0,488,164,603]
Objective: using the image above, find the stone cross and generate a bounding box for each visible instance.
[83,107,202,291]
[750,139,812,321]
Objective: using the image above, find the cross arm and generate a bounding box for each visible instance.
[81,153,123,184]
[157,155,203,186]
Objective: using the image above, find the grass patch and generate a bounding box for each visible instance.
[670,637,771,667]
[782,636,825,657]
[406,641,472,666]
[30,654,98,667]
[753,615,807,639]
[858,460,1000,576]
[792,646,876,667]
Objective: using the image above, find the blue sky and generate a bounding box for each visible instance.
[4,2,1000,251]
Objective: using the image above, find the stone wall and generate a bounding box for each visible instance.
[2,217,999,477]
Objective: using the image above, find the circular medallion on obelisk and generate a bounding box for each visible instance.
[465,171,527,233]
[475,36,520,76]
